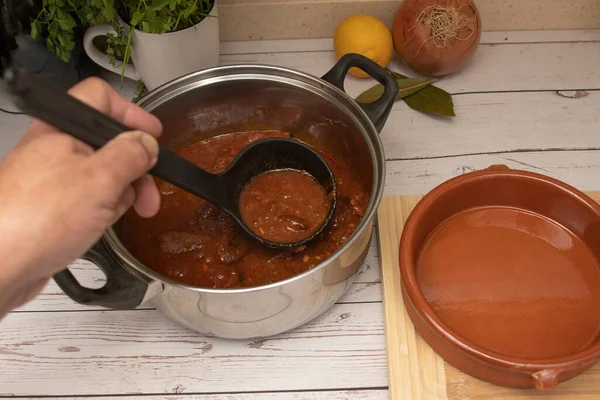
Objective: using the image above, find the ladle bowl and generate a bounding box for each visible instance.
[219,137,336,247]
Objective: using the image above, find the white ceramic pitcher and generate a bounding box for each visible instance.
[83,1,219,90]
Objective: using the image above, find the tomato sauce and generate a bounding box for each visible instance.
[239,169,331,244]
[121,130,369,288]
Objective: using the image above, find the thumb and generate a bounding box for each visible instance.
[89,131,159,199]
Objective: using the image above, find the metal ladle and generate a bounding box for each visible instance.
[4,65,336,248]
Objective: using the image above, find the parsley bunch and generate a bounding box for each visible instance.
[31,0,115,62]
[113,0,214,76]
[31,0,215,69]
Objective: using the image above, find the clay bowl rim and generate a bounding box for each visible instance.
[399,167,600,372]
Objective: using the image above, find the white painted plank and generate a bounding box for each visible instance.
[219,30,600,56]
[380,90,600,160]
[480,29,600,44]
[217,42,600,95]
[0,304,387,396]
[355,237,381,284]
[40,391,389,400]
[342,282,382,304]
[102,41,600,102]
[383,150,600,197]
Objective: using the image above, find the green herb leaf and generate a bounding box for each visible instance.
[31,20,42,38]
[56,10,77,31]
[101,0,116,21]
[402,84,456,117]
[390,71,456,117]
[130,10,144,26]
[148,15,169,33]
[46,37,54,52]
[356,77,437,104]
[106,28,127,66]
[183,4,197,19]
[48,21,60,37]
[133,80,148,103]
[149,0,172,11]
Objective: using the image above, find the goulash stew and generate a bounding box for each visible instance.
[121,130,369,288]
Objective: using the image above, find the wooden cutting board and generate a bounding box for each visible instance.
[376,192,600,400]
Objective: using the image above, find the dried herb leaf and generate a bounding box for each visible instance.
[390,71,456,117]
[403,85,456,117]
[356,77,437,104]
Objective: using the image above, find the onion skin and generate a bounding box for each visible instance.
[392,0,482,76]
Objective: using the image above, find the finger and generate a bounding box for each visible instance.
[28,77,162,138]
[132,175,161,218]
[69,78,162,137]
[88,131,159,202]
[113,186,136,220]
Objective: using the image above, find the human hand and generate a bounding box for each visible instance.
[0,77,162,318]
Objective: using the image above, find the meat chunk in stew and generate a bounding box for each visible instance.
[159,231,208,254]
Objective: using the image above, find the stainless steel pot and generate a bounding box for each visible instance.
[54,54,398,339]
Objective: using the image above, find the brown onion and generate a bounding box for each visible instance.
[392,0,482,76]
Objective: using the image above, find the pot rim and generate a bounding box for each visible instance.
[103,62,386,294]
[399,167,600,372]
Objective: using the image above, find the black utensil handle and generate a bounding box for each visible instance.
[322,53,398,132]
[53,240,149,309]
[4,65,222,204]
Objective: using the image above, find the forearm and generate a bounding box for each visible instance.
[0,277,23,320]
[0,264,48,320]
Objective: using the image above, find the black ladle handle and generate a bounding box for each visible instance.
[4,66,223,205]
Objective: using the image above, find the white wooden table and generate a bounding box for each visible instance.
[1,30,600,399]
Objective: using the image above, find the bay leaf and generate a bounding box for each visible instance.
[390,71,456,117]
[356,77,437,104]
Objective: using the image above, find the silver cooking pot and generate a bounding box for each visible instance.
[54,54,398,339]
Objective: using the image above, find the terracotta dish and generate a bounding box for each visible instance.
[399,166,600,390]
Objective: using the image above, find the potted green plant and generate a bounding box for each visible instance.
[7,0,98,89]
[31,0,219,91]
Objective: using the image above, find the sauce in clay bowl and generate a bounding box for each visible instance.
[417,206,600,359]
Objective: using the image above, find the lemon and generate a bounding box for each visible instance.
[334,14,394,78]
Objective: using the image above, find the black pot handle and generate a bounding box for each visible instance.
[322,53,398,132]
[53,239,149,309]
